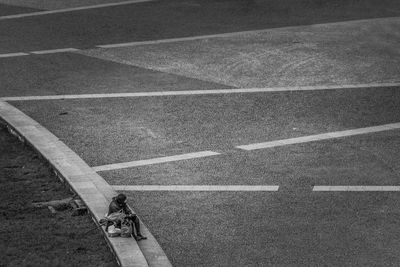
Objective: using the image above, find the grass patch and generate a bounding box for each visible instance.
[0,123,117,267]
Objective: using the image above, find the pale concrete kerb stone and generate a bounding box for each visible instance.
[0,101,172,267]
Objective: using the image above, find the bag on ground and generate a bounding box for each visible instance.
[120,220,133,237]
[108,224,121,237]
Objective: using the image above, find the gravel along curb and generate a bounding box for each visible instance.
[0,100,172,267]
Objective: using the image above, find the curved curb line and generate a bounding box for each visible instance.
[0,100,172,267]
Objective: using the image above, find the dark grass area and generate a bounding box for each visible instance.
[12,86,400,166]
[127,190,400,266]
[0,53,232,97]
[0,3,41,16]
[0,124,117,267]
[100,130,400,187]
[0,0,399,52]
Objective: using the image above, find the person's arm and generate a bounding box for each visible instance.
[122,203,132,215]
[108,201,122,214]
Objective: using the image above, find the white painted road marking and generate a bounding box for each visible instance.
[0,0,153,20]
[237,123,400,151]
[313,186,400,191]
[1,16,398,57]
[2,83,400,101]
[0,48,79,58]
[96,16,400,48]
[92,123,400,172]
[113,185,279,191]
[31,48,79,54]
[93,151,220,172]
[0,52,29,58]
[96,30,271,48]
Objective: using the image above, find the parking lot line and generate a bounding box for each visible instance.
[93,151,221,172]
[31,48,79,54]
[313,186,400,191]
[91,123,399,172]
[96,30,268,48]
[113,185,279,191]
[0,0,153,20]
[0,52,29,58]
[237,123,400,151]
[96,16,400,48]
[2,83,400,101]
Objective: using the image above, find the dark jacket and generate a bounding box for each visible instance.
[108,197,131,215]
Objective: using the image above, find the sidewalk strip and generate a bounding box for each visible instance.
[0,0,153,20]
[0,100,171,267]
[93,151,220,172]
[236,123,400,151]
[2,83,400,101]
[313,186,400,191]
[0,52,29,58]
[113,185,279,191]
[31,48,79,54]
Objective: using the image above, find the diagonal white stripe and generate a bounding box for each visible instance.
[31,48,79,54]
[113,185,279,191]
[1,82,399,101]
[0,0,153,20]
[313,186,400,191]
[96,17,400,48]
[93,151,220,172]
[0,52,29,58]
[96,31,262,48]
[237,123,400,151]
[93,123,399,171]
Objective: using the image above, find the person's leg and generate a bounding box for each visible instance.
[132,215,147,240]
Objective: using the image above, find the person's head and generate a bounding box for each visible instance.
[116,193,127,204]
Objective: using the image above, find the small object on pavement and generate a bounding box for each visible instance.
[136,234,147,241]
[48,206,57,214]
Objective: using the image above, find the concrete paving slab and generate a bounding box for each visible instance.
[68,174,96,182]
[0,115,40,127]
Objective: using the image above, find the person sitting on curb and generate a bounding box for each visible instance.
[107,193,147,241]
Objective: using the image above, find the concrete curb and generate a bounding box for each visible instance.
[0,100,172,267]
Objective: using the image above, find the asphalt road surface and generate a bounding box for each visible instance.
[1,0,400,266]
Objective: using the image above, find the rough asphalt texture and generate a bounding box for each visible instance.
[0,0,135,10]
[2,0,400,266]
[81,17,400,88]
[0,53,233,97]
[128,190,400,266]
[1,0,399,53]
[0,3,41,15]
[12,86,400,166]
